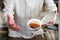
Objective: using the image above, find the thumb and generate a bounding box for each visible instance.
[7,14,14,22]
[13,25,21,31]
[7,14,11,21]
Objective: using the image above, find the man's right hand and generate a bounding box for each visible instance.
[7,14,21,31]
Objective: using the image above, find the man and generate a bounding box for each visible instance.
[3,0,57,40]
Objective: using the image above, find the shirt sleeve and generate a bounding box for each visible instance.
[45,0,57,12]
[3,0,15,24]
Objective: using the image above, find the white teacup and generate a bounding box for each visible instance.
[27,19,42,30]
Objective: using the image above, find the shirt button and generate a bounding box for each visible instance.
[31,33,33,35]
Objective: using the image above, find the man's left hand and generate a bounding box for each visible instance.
[44,19,54,26]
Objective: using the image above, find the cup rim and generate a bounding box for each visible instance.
[27,19,42,30]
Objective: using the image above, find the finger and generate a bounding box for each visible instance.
[46,24,51,26]
[47,19,54,24]
[7,14,13,21]
[8,23,14,27]
[11,25,21,31]
[8,24,16,30]
[7,14,15,24]
[8,20,14,24]
[16,26,21,30]
[47,22,53,24]
[46,22,54,26]
[8,23,21,31]
[44,23,50,26]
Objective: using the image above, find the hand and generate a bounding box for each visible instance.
[43,19,54,26]
[43,11,57,27]
[7,14,21,31]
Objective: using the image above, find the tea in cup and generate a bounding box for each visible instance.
[28,19,42,29]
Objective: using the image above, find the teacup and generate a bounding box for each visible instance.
[27,19,42,30]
